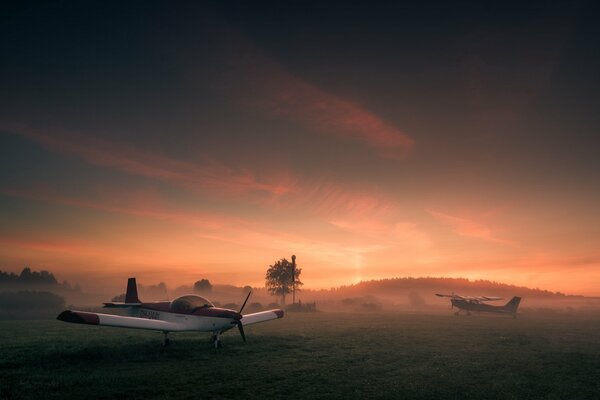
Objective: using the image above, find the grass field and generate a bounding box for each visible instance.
[1,311,600,399]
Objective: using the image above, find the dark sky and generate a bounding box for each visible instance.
[1,1,599,294]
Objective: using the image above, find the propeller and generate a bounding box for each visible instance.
[239,291,251,314]
[235,291,252,343]
[237,321,246,342]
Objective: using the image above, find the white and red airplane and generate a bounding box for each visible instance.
[57,278,284,348]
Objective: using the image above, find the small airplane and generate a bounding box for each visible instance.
[435,293,521,317]
[57,278,284,348]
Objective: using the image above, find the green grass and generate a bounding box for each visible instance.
[1,312,600,399]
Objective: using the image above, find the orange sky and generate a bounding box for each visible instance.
[1,2,599,295]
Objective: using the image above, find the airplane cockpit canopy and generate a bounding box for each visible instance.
[170,295,214,313]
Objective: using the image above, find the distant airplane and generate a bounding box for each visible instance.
[57,278,284,348]
[435,293,521,317]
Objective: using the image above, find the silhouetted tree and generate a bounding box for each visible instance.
[20,267,32,281]
[142,282,168,300]
[265,258,302,305]
[247,302,264,313]
[194,279,212,293]
[112,293,126,302]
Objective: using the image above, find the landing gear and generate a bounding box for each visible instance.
[211,332,222,349]
[163,331,170,347]
[466,311,472,316]
[454,311,460,316]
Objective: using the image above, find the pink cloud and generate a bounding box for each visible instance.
[426,209,511,244]
[0,186,251,232]
[280,181,396,219]
[214,30,414,158]
[0,235,101,256]
[3,123,405,225]
[5,124,295,198]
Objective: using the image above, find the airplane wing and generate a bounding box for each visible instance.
[477,296,503,302]
[241,309,284,326]
[435,293,464,300]
[57,310,187,331]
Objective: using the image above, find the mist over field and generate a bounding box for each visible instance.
[2,267,598,319]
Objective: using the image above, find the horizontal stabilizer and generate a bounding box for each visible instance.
[103,302,142,308]
[241,309,284,326]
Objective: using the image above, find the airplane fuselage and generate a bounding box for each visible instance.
[131,301,239,332]
[451,299,513,314]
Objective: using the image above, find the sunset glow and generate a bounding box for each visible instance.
[1,2,598,296]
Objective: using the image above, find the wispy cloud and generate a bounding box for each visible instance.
[0,235,97,255]
[280,181,396,218]
[0,186,252,232]
[426,209,511,244]
[213,27,414,159]
[3,124,295,198]
[3,124,406,225]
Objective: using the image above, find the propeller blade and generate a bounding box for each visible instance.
[237,322,246,342]
[239,291,251,314]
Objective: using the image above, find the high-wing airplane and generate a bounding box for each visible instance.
[57,278,284,348]
[435,293,521,317]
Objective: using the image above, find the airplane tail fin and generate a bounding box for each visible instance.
[125,277,140,303]
[504,296,521,313]
[103,277,142,308]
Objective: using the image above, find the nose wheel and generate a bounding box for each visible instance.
[163,331,170,347]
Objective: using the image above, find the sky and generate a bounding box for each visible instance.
[1,1,600,295]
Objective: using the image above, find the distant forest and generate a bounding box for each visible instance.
[322,277,576,299]
[0,268,83,319]
[0,267,80,291]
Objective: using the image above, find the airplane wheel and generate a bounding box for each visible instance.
[211,334,223,349]
[163,338,170,347]
[454,312,459,316]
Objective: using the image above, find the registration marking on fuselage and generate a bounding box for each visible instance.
[139,309,160,320]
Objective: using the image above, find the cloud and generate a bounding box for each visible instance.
[3,124,405,224]
[0,186,252,232]
[280,181,396,218]
[211,27,414,159]
[3,124,295,198]
[0,235,96,255]
[426,209,511,244]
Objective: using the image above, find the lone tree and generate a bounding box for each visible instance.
[265,258,302,305]
[194,279,212,293]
